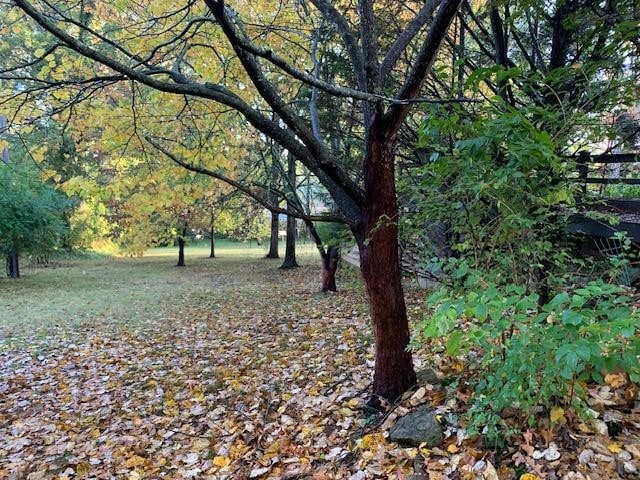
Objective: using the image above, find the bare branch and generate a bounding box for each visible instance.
[382,0,463,136]
[308,0,367,90]
[379,0,440,81]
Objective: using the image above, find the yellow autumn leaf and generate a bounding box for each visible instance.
[192,391,205,402]
[447,443,459,454]
[264,441,280,454]
[607,443,623,453]
[192,438,210,452]
[519,474,540,480]
[128,471,141,480]
[75,462,91,477]
[360,432,384,451]
[549,407,565,424]
[347,398,360,408]
[124,455,146,468]
[418,442,431,457]
[212,455,231,467]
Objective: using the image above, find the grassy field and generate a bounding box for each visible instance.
[0,238,321,345]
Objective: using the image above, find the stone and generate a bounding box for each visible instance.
[389,406,443,447]
[617,450,632,461]
[416,368,441,385]
[622,461,637,474]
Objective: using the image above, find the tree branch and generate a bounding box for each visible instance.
[308,0,367,90]
[204,0,366,208]
[13,0,366,213]
[379,0,440,81]
[382,0,463,136]
[145,136,351,225]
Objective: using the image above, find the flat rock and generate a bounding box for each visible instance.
[416,368,441,385]
[389,406,443,447]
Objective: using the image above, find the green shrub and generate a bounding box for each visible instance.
[416,272,640,443]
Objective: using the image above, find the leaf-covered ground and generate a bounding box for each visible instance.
[1,246,639,479]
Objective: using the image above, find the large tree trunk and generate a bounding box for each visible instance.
[177,227,186,267]
[209,213,216,259]
[6,253,20,278]
[358,129,416,402]
[266,211,279,258]
[321,246,339,292]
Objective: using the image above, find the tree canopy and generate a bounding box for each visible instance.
[0,166,69,277]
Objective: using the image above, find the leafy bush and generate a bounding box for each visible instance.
[416,270,640,442]
[401,101,584,294]
[0,168,70,262]
[314,221,353,249]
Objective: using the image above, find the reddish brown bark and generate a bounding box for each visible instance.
[321,246,339,292]
[359,126,416,401]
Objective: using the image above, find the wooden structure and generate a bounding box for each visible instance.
[568,152,640,243]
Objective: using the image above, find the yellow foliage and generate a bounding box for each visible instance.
[607,443,623,453]
[360,432,385,451]
[123,455,146,468]
[519,474,540,480]
[212,455,231,467]
[549,407,566,424]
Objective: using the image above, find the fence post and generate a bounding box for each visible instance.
[577,151,589,199]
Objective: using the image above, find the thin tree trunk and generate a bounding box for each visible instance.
[281,214,298,268]
[305,219,340,292]
[358,129,416,402]
[281,153,298,269]
[321,246,339,292]
[6,253,19,278]
[266,211,279,258]
[214,213,216,258]
[177,226,186,267]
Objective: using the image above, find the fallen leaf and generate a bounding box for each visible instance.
[604,373,627,388]
[124,456,146,469]
[607,443,622,454]
[550,407,565,424]
[212,456,231,467]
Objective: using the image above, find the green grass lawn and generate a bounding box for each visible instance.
[0,238,320,346]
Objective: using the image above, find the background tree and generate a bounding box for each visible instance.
[0,166,69,277]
